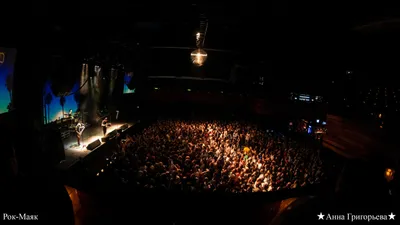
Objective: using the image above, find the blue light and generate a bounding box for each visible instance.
[0,48,17,114]
[123,72,135,94]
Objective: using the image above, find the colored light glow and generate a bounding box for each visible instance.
[385,168,395,182]
[123,72,135,94]
[0,48,17,114]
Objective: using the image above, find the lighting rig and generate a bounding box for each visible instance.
[191,14,208,66]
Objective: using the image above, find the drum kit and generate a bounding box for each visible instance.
[63,111,88,129]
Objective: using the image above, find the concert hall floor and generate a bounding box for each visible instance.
[59,122,133,169]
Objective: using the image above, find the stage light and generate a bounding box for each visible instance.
[101,169,104,172]
[187,89,191,92]
[0,52,4,65]
[196,32,201,41]
[191,49,207,66]
[95,65,101,73]
[385,168,395,182]
[96,173,99,176]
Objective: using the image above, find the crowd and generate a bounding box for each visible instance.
[109,120,324,193]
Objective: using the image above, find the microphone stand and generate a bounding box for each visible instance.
[81,109,85,148]
[109,111,112,127]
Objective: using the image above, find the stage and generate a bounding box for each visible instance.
[60,122,134,169]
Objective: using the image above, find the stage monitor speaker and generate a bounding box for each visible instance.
[107,129,118,138]
[101,130,118,142]
[87,139,101,151]
[119,123,129,131]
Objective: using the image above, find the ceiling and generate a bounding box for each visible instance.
[23,3,400,82]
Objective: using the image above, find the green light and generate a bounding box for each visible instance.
[187,89,191,92]
[154,87,159,90]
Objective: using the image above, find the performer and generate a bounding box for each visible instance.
[68,109,73,118]
[101,117,109,136]
[75,121,85,146]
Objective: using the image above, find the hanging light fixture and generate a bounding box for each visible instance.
[191,19,208,67]
[191,48,207,66]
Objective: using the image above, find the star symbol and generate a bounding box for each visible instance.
[389,212,396,220]
[318,212,325,220]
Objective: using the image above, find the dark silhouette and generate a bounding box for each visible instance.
[5,73,13,110]
[43,90,47,123]
[60,96,66,118]
[7,102,12,111]
[45,93,53,123]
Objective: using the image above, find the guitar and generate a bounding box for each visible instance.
[76,124,85,138]
[102,122,111,127]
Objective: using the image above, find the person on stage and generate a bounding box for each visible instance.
[75,120,85,146]
[68,109,73,118]
[101,117,109,136]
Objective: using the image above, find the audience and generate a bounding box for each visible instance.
[109,120,324,193]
